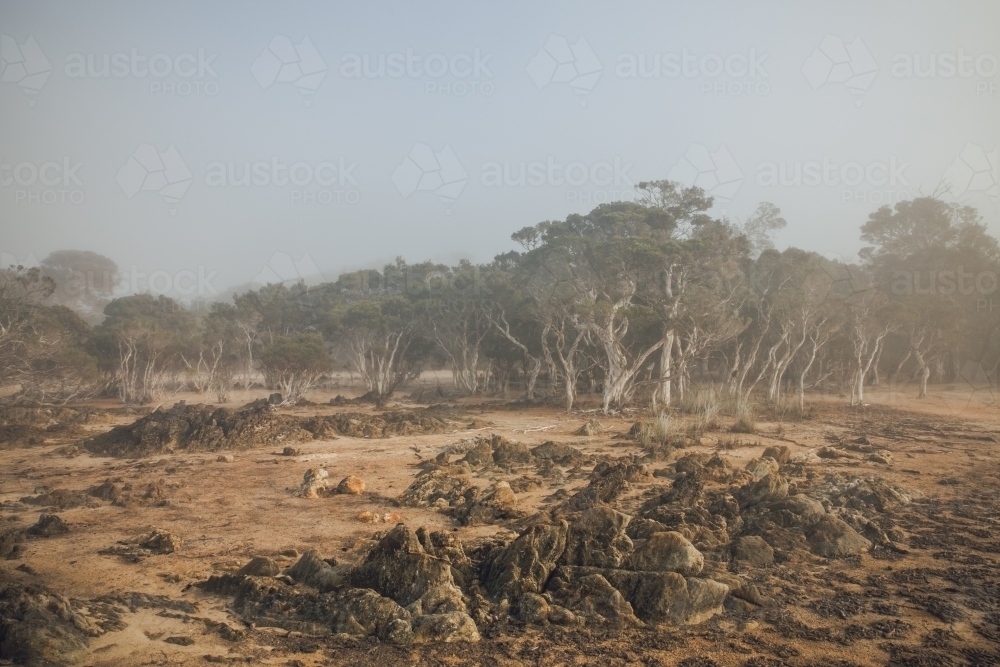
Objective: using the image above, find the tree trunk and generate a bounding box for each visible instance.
[655,330,674,408]
[563,370,576,412]
[525,356,541,400]
[913,348,930,399]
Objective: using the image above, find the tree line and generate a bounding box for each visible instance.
[3,181,998,412]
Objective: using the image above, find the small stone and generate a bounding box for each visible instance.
[139,529,182,554]
[164,636,195,646]
[337,476,366,495]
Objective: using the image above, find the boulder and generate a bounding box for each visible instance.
[99,529,181,559]
[298,468,330,498]
[337,476,366,495]
[483,521,568,602]
[566,461,647,511]
[730,535,774,566]
[411,611,480,643]
[357,511,402,524]
[576,419,603,436]
[675,454,709,475]
[768,494,826,526]
[626,518,670,541]
[738,472,788,508]
[461,441,494,468]
[398,468,476,508]
[761,445,791,465]
[493,440,532,468]
[415,529,473,590]
[806,515,871,558]
[87,480,125,503]
[530,441,586,465]
[650,472,704,509]
[236,556,280,577]
[287,550,347,591]
[745,457,780,481]
[26,514,68,538]
[546,570,641,627]
[549,565,728,626]
[349,525,463,611]
[598,569,728,625]
[0,582,97,667]
[626,531,703,576]
[332,588,414,642]
[560,506,633,568]
[701,454,734,482]
[518,592,550,624]
[457,482,519,526]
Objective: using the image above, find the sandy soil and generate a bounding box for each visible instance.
[1,381,998,666]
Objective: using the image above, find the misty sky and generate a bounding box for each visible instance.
[1,1,998,302]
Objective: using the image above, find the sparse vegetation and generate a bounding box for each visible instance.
[729,395,757,434]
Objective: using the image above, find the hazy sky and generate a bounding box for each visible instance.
[2,1,998,303]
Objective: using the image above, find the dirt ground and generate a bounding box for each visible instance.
[1,380,999,666]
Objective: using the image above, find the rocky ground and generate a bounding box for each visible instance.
[1,387,999,666]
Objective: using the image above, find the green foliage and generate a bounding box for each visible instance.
[6,189,999,411]
[258,332,330,375]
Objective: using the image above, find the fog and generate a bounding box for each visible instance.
[6,4,1000,664]
[2,0,997,300]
